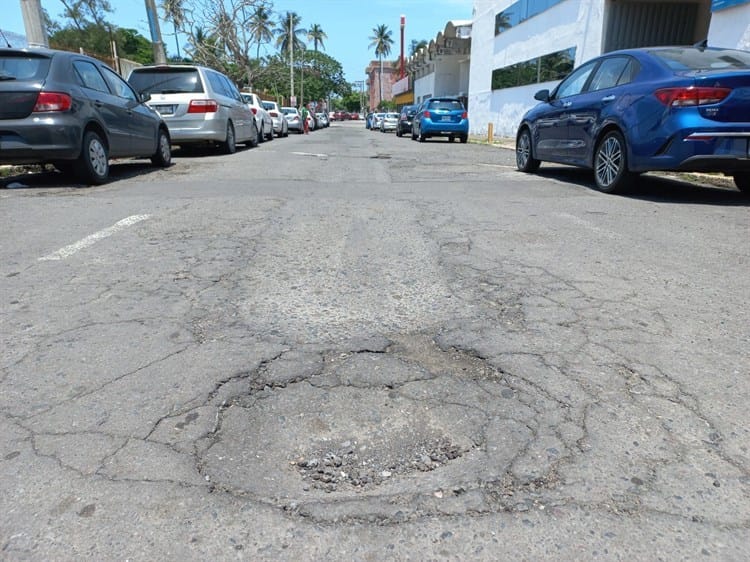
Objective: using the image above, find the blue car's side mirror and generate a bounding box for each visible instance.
[534,89,550,102]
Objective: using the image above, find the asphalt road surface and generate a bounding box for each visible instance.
[2,121,749,560]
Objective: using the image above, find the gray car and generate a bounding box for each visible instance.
[128,65,258,153]
[0,47,171,184]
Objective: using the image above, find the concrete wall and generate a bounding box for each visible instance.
[708,4,750,50]
[469,0,605,137]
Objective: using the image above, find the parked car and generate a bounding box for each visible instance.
[379,112,399,132]
[412,97,469,143]
[515,45,750,194]
[128,64,257,153]
[241,92,274,143]
[365,111,374,129]
[281,106,303,133]
[0,47,171,184]
[396,104,419,137]
[316,112,330,128]
[370,113,385,130]
[261,100,289,137]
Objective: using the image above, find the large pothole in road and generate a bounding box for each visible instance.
[200,337,545,522]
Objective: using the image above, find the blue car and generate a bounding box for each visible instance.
[412,97,469,143]
[516,45,750,194]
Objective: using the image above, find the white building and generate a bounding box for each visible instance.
[469,0,750,138]
[406,21,473,106]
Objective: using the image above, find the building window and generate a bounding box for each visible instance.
[491,47,576,90]
[495,0,566,35]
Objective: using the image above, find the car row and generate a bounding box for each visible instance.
[0,46,309,185]
[370,98,470,144]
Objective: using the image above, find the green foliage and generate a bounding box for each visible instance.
[254,50,349,103]
[47,0,153,63]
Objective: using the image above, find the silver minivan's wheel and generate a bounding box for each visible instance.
[75,130,109,184]
[151,128,171,167]
[594,130,633,194]
[222,122,237,154]
[516,127,540,172]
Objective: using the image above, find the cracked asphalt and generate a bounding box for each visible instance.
[1,122,749,560]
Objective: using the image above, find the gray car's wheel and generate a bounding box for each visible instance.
[265,122,274,141]
[151,128,172,167]
[419,133,426,142]
[593,130,633,194]
[733,172,750,194]
[75,130,109,185]
[222,122,237,154]
[247,120,259,148]
[516,127,540,173]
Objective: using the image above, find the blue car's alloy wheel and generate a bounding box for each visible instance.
[594,131,632,194]
[516,128,540,173]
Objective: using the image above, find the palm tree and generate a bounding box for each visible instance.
[275,11,306,60]
[307,23,327,53]
[410,39,427,56]
[248,4,273,60]
[368,24,393,108]
[160,0,185,59]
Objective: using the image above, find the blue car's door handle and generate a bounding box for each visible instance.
[562,101,573,108]
[602,95,616,102]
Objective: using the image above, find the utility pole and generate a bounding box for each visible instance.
[144,0,167,64]
[289,13,295,106]
[400,15,406,79]
[19,0,48,48]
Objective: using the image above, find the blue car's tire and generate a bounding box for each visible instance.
[516,128,540,173]
[593,130,633,194]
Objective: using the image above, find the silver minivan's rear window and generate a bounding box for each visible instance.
[0,53,51,81]
[128,67,204,94]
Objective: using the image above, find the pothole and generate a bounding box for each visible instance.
[294,436,464,493]
[199,335,563,522]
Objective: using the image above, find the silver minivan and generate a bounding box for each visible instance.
[128,65,257,153]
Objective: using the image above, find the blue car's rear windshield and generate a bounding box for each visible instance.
[428,99,464,110]
[650,48,750,71]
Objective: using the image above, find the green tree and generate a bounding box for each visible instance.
[368,24,393,106]
[409,39,427,56]
[248,3,274,60]
[307,24,327,53]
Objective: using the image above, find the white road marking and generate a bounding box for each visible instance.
[476,162,517,169]
[554,212,617,240]
[39,214,151,261]
[291,151,329,159]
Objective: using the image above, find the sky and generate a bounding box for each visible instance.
[2,0,474,82]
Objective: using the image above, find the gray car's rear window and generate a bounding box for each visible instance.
[651,48,750,71]
[128,68,204,94]
[0,53,51,81]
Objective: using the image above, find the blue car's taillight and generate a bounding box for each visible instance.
[655,87,731,107]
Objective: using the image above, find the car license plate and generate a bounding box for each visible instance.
[440,116,452,122]
[153,104,176,116]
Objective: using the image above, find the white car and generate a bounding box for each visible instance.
[241,92,274,143]
[379,112,399,132]
[261,100,289,137]
[281,107,303,133]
